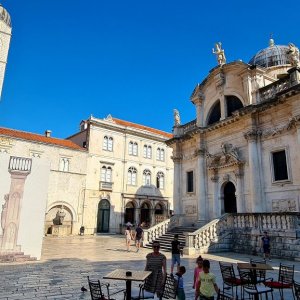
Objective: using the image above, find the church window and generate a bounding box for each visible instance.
[156,171,165,189]
[103,136,113,151]
[207,100,221,125]
[226,96,244,117]
[129,141,138,156]
[272,150,289,181]
[187,171,194,192]
[143,145,152,159]
[127,167,137,185]
[143,169,151,186]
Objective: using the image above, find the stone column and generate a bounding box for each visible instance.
[211,171,220,218]
[244,131,263,212]
[1,157,32,252]
[172,156,182,215]
[196,148,207,225]
[191,93,204,127]
[235,169,245,213]
[220,93,226,120]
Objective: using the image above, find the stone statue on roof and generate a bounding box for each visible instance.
[173,109,181,126]
[212,42,226,66]
[287,43,300,68]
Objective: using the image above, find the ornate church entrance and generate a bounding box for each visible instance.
[97,199,110,233]
[223,181,237,213]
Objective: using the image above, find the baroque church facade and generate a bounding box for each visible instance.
[167,39,300,226]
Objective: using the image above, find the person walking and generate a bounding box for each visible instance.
[145,241,167,298]
[135,223,144,252]
[125,226,133,252]
[193,256,203,300]
[197,259,219,300]
[171,234,183,275]
[261,231,271,261]
[175,265,186,300]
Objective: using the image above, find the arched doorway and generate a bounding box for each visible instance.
[154,203,165,224]
[224,181,237,213]
[125,201,135,224]
[97,199,110,233]
[141,202,151,226]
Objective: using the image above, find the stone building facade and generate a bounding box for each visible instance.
[68,115,174,234]
[167,39,300,227]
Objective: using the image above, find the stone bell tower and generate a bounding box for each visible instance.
[0,4,11,99]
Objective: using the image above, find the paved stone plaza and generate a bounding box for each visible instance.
[0,235,299,299]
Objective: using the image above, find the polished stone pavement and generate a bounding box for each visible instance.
[0,235,299,299]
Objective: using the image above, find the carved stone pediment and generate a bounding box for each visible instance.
[207,143,243,169]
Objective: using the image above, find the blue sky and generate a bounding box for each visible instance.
[0,0,299,138]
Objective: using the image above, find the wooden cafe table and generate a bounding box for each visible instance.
[237,262,273,300]
[103,268,152,300]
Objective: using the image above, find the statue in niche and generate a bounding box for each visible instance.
[53,205,66,225]
[287,43,300,68]
[173,109,181,126]
[212,42,226,66]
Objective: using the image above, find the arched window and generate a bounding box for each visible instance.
[143,169,151,185]
[129,141,138,156]
[59,157,70,172]
[156,148,165,161]
[207,100,221,125]
[127,167,137,185]
[156,171,165,189]
[226,95,243,117]
[101,166,112,182]
[103,136,113,151]
[143,145,152,159]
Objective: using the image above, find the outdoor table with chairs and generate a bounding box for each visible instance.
[103,269,152,300]
[219,259,297,300]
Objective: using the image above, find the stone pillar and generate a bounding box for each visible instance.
[244,75,253,104]
[1,157,32,252]
[244,131,263,212]
[235,169,244,213]
[210,170,221,219]
[211,171,220,218]
[220,93,226,120]
[191,93,204,127]
[197,148,207,225]
[172,140,183,216]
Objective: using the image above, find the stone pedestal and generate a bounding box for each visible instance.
[51,225,71,236]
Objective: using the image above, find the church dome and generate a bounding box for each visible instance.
[249,39,290,68]
[0,4,11,27]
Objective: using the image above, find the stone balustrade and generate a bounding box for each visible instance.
[183,212,300,259]
[143,218,171,245]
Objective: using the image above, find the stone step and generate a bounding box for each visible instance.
[0,252,37,263]
[144,227,196,252]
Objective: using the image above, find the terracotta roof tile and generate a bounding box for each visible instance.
[0,127,85,151]
[112,118,173,139]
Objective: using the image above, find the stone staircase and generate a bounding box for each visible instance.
[144,226,196,252]
[0,252,37,263]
